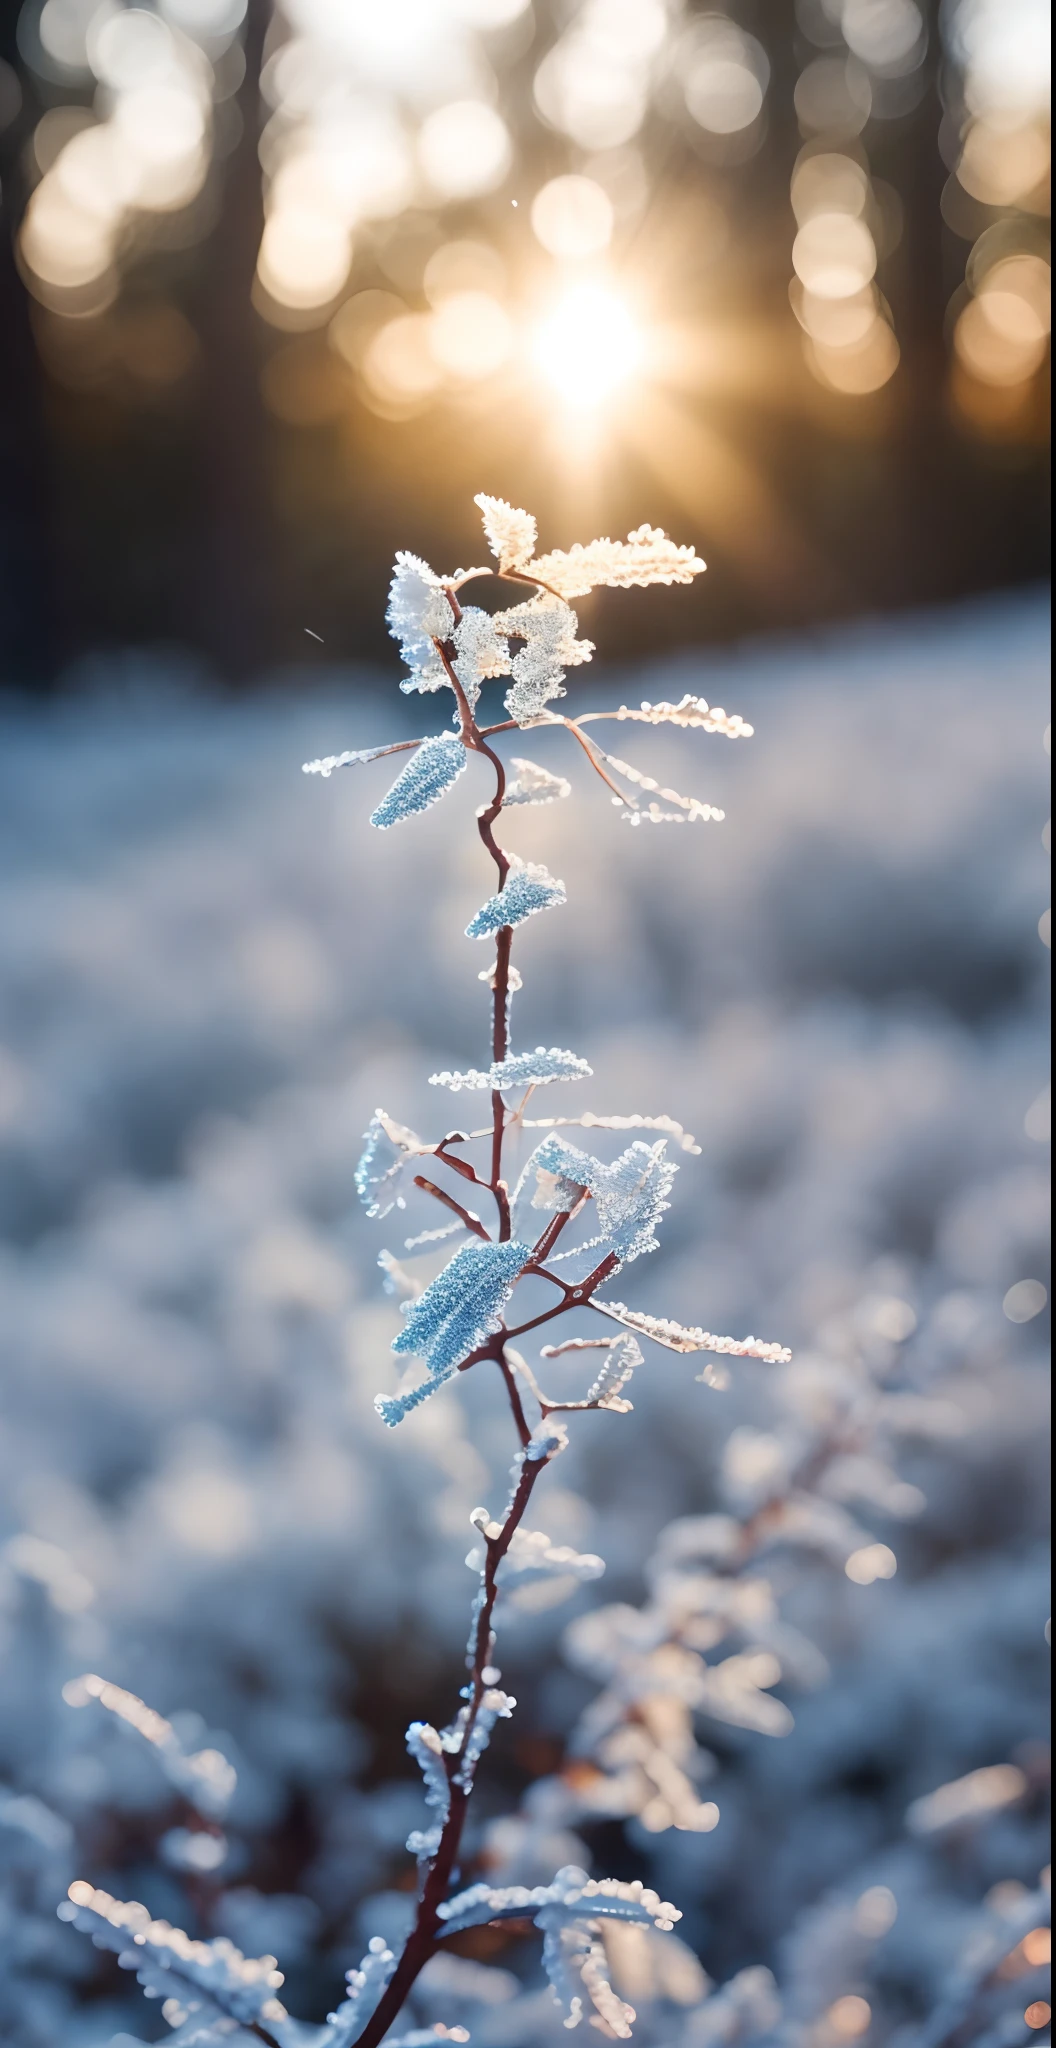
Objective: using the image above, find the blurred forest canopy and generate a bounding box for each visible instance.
[0,0,1050,687]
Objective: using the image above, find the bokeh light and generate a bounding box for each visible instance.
[531,175,614,260]
[417,99,512,201]
[532,281,644,407]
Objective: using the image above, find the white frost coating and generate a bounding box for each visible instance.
[475,493,538,571]
[387,552,452,693]
[529,527,707,598]
[452,606,510,709]
[56,1884,288,2031]
[504,757,572,806]
[355,1109,429,1219]
[323,1935,399,2045]
[406,1720,451,1831]
[370,733,467,830]
[302,742,412,777]
[521,1135,676,1270]
[593,1302,792,1363]
[430,1048,592,1092]
[465,859,567,939]
[61,1676,235,1819]
[491,596,594,725]
[607,695,753,739]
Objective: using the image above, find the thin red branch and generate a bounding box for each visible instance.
[412,1176,490,1241]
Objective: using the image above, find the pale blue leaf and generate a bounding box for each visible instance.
[392,1238,530,1373]
[465,860,566,940]
[370,734,467,830]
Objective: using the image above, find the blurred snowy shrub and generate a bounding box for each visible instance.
[0,583,1048,2044]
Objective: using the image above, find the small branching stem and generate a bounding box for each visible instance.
[352,593,627,2048]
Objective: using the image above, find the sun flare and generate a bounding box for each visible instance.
[532,281,644,407]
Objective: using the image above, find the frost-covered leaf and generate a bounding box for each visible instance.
[370,734,467,830]
[355,1110,428,1219]
[429,1048,591,1092]
[376,1240,531,1424]
[436,1865,680,1938]
[465,859,567,940]
[580,1334,643,1413]
[387,553,453,691]
[451,606,510,709]
[594,1302,792,1364]
[56,1884,291,2037]
[61,1676,235,1819]
[529,527,706,599]
[491,597,593,725]
[504,757,572,806]
[475,493,538,571]
[605,695,753,739]
[520,1135,676,1270]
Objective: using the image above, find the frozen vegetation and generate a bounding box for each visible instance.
[0,581,1049,2046]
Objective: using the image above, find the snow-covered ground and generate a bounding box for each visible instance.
[0,593,1049,2043]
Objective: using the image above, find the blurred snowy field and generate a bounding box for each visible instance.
[0,594,1049,2042]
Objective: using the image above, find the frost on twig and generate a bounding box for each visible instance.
[592,1302,792,1364]
[602,695,753,739]
[61,1675,236,1819]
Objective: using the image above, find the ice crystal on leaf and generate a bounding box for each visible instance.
[430,1048,592,1091]
[435,1867,680,2034]
[504,757,572,805]
[452,606,510,708]
[529,527,706,598]
[370,734,467,830]
[519,1134,676,1270]
[379,1240,531,1425]
[475,493,538,571]
[355,1110,428,1218]
[491,596,594,725]
[538,1333,645,1413]
[387,553,452,691]
[465,858,567,939]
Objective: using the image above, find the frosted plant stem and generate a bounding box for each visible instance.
[349,1444,548,2048]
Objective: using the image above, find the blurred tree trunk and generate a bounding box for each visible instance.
[193,0,276,682]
